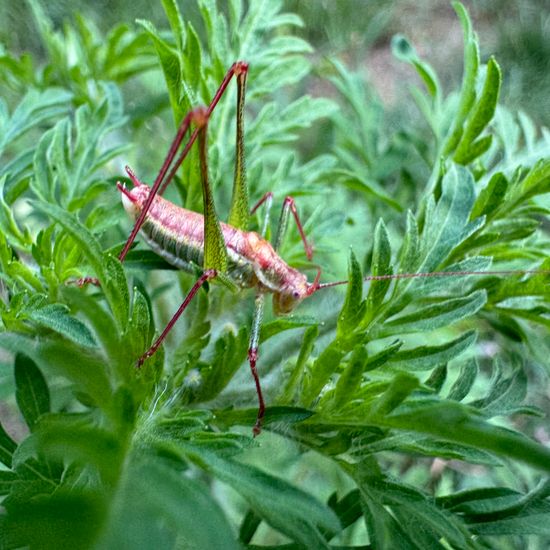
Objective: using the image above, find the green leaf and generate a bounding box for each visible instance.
[395,436,501,466]
[479,364,533,417]
[279,324,318,404]
[398,210,420,274]
[442,2,479,155]
[366,219,392,312]
[364,340,403,371]
[376,479,471,548]
[517,158,550,201]
[454,134,492,165]
[161,0,186,51]
[391,35,440,99]
[14,354,50,432]
[101,253,130,333]
[420,164,477,272]
[447,358,478,401]
[187,447,340,548]
[387,330,476,371]
[379,289,487,336]
[332,346,368,409]
[471,171,508,220]
[214,406,313,431]
[136,19,187,121]
[361,486,419,549]
[193,326,248,402]
[383,401,550,473]
[0,470,18,495]
[454,57,501,164]
[35,416,122,485]
[337,250,366,336]
[61,286,123,367]
[0,489,104,550]
[28,304,96,348]
[368,372,419,417]
[114,249,177,271]
[0,333,110,408]
[260,315,318,342]
[304,341,346,407]
[0,420,17,469]
[30,200,104,278]
[0,89,72,154]
[98,458,240,549]
[441,484,550,536]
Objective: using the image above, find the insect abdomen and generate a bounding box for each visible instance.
[132,189,257,287]
[141,216,204,273]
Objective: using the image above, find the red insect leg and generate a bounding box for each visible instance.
[118,61,249,263]
[137,269,217,367]
[246,192,315,435]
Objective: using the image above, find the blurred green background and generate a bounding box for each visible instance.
[1,0,549,127]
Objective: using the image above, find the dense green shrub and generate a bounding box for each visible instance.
[0,1,549,547]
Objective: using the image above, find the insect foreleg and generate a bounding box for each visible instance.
[118,110,195,263]
[118,61,249,264]
[137,269,218,367]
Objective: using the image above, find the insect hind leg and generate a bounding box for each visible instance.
[137,269,217,367]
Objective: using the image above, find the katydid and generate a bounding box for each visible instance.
[81,61,548,436]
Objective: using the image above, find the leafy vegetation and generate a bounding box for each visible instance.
[0,0,549,548]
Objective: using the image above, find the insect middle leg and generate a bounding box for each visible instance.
[248,193,313,435]
[74,62,249,287]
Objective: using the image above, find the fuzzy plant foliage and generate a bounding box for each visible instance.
[0,0,550,548]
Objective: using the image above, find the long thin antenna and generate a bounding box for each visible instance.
[316,268,550,291]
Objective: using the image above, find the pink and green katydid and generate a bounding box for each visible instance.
[113,61,319,436]
[82,61,547,436]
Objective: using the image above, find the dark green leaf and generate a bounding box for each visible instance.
[28,304,96,348]
[383,401,550,473]
[0,470,18,495]
[447,358,478,401]
[380,290,486,336]
[420,165,476,272]
[260,315,318,342]
[332,346,368,408]
[187,447,340,548]
[279,324,318,403]
[454,57,501,164]
[471,171,508,220]
[337,250,365,336]
[14,354,50,431]
[368,372,419,417]
[215,406,313,431]
[442,1,479,155]
[387,330,476,371]
[366,219,392,312]
[98,458,240,549]
[0,420,17,469]
[0,333,110,408]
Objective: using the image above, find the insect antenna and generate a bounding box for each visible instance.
[314,268,550,291]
